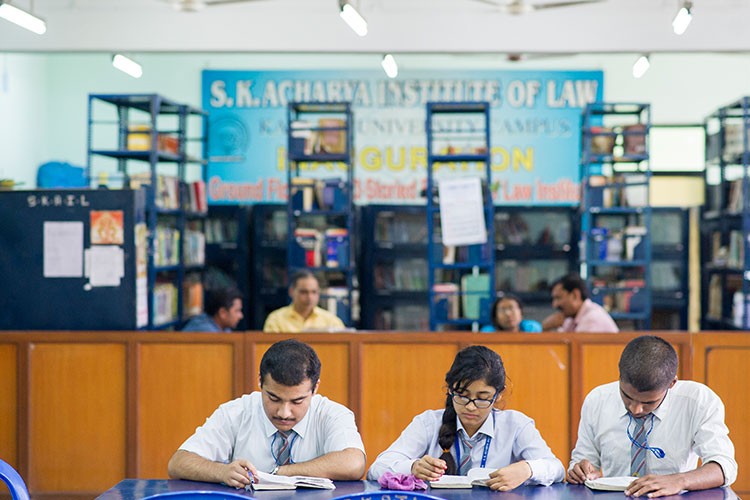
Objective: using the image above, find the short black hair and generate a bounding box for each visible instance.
[205,287,243,317]
[289,270,318,289]
[619,335,678,392]
[260,339,321,387]
[489,293,524,330]
[552,273,589,300]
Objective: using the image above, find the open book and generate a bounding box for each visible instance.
[247,471,335,491]
[584,476,637,491]
[429,468,493,489]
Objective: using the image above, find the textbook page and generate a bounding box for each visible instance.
[249,471,335,490]
[430,467,493,488]
[585,476,637,491]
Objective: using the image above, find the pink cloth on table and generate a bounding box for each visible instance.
[377,472,428,491]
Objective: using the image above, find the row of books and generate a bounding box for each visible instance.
[495,260,568,293]
[494,213,571,246]
[374,305,430,331]
[153,225,180,267]
[291,228,350,268]
[374,214,428,244]
[153,281,178,326]
[373,259,428,291]
[290,178,348,212]
[127,173,206,212]
[183,228,205,267]
[205,218,239,245]
[592,278,647,313]
[726,179,745,213]
[588,174,648,208]
[710,230,745,268]
[290,119,347,156]
[433,274,491,321]
[589,226,647,262]
[587,124,647,156]
[127,125,180,155]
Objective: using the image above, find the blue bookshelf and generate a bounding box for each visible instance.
[580,102,652,330]
[425,102,494,331]
[286,102,356,326]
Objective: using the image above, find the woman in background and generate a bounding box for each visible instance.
[367,345,564,491]
[481,294,542,333]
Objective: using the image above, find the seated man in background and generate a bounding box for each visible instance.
[568,335,737,497]
[263,270,345,332]
[168,339,366,488]
[182,286,244,332]
[542,273,618,332]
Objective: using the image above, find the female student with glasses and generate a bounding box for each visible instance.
[367,345,564,491]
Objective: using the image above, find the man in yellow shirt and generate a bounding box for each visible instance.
[263,270,346,332]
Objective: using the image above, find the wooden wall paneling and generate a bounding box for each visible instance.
[250,340,350,407]
[359,342,458,470]
[483,342,571,464]
[27,343,127,493]
[135,342,237,478]
[692,333,750,494]
[0,344,17,497]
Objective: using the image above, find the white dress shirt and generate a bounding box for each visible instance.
[367,408,564,485]
[570,380,737,486]
[179,392,365,472]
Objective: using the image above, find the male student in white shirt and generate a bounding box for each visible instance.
[568,335,737,497]
[168,339,365,488]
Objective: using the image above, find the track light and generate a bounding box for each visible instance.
[339,0,367,37]
[672,0,692,35]
[112,54,143,79]
[632,55,650,79]
[0,1,46,35]
[381,54,398,79]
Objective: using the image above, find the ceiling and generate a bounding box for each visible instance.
[0,0,748,55]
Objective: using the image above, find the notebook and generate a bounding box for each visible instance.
[247,471,335,491]
[429,467,493,489]
[584,476,637,491]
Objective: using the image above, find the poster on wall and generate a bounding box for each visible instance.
[201,69,603,206]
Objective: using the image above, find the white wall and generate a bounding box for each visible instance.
[3,51,750,187]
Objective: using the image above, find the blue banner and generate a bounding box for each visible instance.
[201,69,603,205]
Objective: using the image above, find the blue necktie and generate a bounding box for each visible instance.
[630,416,648,476]
[458,432,474,476]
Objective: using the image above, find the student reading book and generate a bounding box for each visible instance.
[367,345,564,491]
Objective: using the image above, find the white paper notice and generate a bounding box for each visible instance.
[87,246,124,287]
[43,221,84,277]
[438,177,487,246]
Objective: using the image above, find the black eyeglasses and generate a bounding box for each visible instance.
[449,391,497,409]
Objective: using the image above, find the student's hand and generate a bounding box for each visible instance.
[221,459,257,489]
[624,474,685,498]
[542,312,564,331]
[485,461,533,491]
[566,459,601,484]
[411,455,447,481]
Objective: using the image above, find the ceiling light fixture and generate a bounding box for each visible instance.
[632,55,650,79]
[672,0,692,35]
[381,54,398,78]
[112,54,143,79]
[339,0,367,37]
[0,1,46,35]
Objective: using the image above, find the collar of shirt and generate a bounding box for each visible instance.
[259,392,316,440]
[287,306,322,322]
[616,385,672,422]
[456,409,495,441]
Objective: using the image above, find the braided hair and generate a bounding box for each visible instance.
[438,345,506,474]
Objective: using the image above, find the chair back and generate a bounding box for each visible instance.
[331,492,444,500]
[142,491,253,500]
[0,459,30,500]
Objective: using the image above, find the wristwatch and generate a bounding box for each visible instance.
[270,465,280,475]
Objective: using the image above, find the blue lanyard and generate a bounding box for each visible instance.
[271,431,299,465]
[454,433,492,470]
[626,414,666,459]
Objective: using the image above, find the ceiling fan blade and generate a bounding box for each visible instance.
[533,0,605,10]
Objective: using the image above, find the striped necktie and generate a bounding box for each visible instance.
[274,430,294,466]
[458,432,475,476]
[630,416,649,476]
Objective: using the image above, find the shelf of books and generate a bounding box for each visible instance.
[360,205,430,330]
[494,206,579,324]
[286,102,357,326]
[651,207,690,330]
[580,102,652,330]
[425,101,494,331]
[86,94,208,329]
[702,97,750,329]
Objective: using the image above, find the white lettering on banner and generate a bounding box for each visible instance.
[547,80,599,108]
[26,194,90,208]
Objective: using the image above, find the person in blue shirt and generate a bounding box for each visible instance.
[182,286,244,332]
[480,294,542,333]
